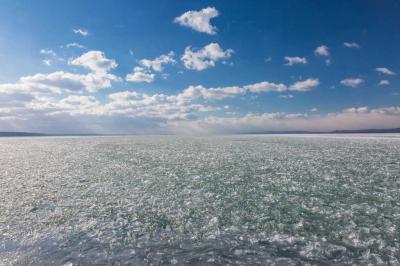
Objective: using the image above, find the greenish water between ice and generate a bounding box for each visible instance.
[0,135,399,265]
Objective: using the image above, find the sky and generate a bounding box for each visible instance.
[0,0,399,134]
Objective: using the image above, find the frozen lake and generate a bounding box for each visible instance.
[0,134,399,265]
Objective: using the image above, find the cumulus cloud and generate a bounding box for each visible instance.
[314,45,329,56]
[139,52,176,72]
[289,78,320,91]
[244,81,287,93]
[376,67,396,75]
[341,78,364,88]
[0,51,120,94]
[0,75,319,129]
[177,78,318,101]
[178,85,246,100]
[73,28,89,36]
[343,42,360,48]
[1,76,398,134]
[105,91,219,120]
[378,80,390,86]
[179,78,318,101]
[27,95,103,116]
[181,43,234,71]
[0,78,317,131]
[0,71,119,94]
[70,51,118,73]
[174,7,219,35]
[126,67,155,83]
[0,90,220,133]
[284,56,307,66]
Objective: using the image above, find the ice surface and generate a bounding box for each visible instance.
[0,134,399,265]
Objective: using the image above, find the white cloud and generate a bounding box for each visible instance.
[139,52,176,72]
[40,48,66,66]
[244,81,287,92]
[73,28,89,36]
[40,48,56,57]
[181,43,234,71]
[65,43,86,49]
[59,95,99,108]
[0,72,86,94]
[378,80,390,86]
[177,78,317,101]
[284,56,307,66]
[23,71,118,93]
[126,67,155,83]
[70,51,118,73]
[376,67,396,75]
[174,7,219,35]
[177,78,318,101]
[0,51,120,94]
[42,59,51,66]
[314,45,329,56]
[341,78,364,88]
[14,80,305,124]
[167,106,400,134]
[289,78,320,91]
[27,95,103,116]
[343,42,360,48]
[2,75,398,134]
[279,94,294,99]
[105,91,217,120]
[178,85,246,100]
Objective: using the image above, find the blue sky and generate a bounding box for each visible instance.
[0,0,399,134]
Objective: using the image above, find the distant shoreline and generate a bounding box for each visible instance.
[238,128,400,135]
[1,128,400,137]
[0,132,103,137]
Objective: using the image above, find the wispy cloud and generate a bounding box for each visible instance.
[341,78,364,88]
[40,48,56,57]
[343,42,360,48]
[40,48,57,66]
[279,94,294,99]
[376,67,396,75]
[284,56,307,66]
[65,43,86,49]
[73,28,89,36]
[42,59,51,66]
[378,80,390,86]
